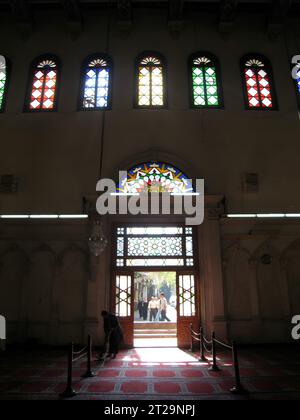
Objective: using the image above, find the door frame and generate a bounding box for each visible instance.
[110,222,200,348]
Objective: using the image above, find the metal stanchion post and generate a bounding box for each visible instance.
[83,335,95,378]
[199,327,207,362]
[208,332,220,372]
[60,343,77,399]
[230,341,246,394]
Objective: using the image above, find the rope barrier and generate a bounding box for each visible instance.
[60,335,95,399]
[189,325,246,395]
[203,336,213,345]
[214,338,233,351]
[202,341,212,354]
[73,346,88,357]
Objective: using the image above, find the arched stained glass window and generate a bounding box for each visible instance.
[294,61,300,96]
[81,55,112,110]
[0,55,8,112]
[137,54,166,107]
[28,57,59,111]
[297,71,300,94]
[190,53,222,108]
[117,162,193,194]
[242,55,276,110]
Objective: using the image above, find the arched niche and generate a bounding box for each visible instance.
[282,239,300,314]
[24,245,56,324]
[56,244,89,323]
[223,242,252,320]
[251,242,283,320]
[0,245,29,321]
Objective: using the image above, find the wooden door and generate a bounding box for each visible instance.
[113,272,134,348]
[177,272,198,348]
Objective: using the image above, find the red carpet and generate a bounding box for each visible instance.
[0,346,300,400]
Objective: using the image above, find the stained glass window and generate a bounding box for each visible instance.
[243,57,275,109]
[29,58,58,111]
[0,56,7,112]
[82,57,111,109]
[115,225,194,268]
[137,55,165,107]
[295,65,300,95]
[117,162,193,195]
[191,55,221,107]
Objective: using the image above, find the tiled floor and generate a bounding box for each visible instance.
[0,345,300,400]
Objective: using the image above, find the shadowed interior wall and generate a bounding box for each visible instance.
[0,6,300,345]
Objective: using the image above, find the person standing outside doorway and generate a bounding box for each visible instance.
[159,293,171,322]
[148,297,158,322]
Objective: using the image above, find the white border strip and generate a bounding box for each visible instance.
[0,214,88,220]
[227,213,300,219]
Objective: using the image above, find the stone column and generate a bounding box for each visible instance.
[200,200,227,341]
[279,258,292,318]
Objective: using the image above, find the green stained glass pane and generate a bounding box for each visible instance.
[207,86,217,95]
[193,64,220,107]
[205,66,219,107]
[193,68,202,76]
[192,66,206,106]
[206,76,216,85]
[195,96,206,106]
[207,96,219,106]
[0,66,6,111]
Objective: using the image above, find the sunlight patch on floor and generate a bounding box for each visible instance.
[134,337,178,348]
[129,347,199,363]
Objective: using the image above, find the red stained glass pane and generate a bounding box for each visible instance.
[258,69,272,108]
[244,61,273,109]
[30,61,57,110]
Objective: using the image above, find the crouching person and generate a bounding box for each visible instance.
[98,310,123,361]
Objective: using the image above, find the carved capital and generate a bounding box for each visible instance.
[218,0,238,34]
[9,0,34,38]
[168,0,184,39]
[117,0,132,36]
[267,0,291,40]
[62,0,83,39]
[249,257,258,269]
[279,257,288,269]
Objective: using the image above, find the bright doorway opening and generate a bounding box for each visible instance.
[134,271,178,348]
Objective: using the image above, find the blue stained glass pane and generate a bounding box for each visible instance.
[83,69,97,108]
[83,66,109,109]
[96,69,109,108]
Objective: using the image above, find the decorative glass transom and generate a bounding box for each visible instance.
[116,226,194,268]
[117,162,193,195]
[244,58,273,109]
[82,57,110,109]
[0,57,7,111]
[192,55,220,107]
[138,55,164,107]
[30,59,58,110]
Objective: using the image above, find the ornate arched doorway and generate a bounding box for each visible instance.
[110,162,200,348]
